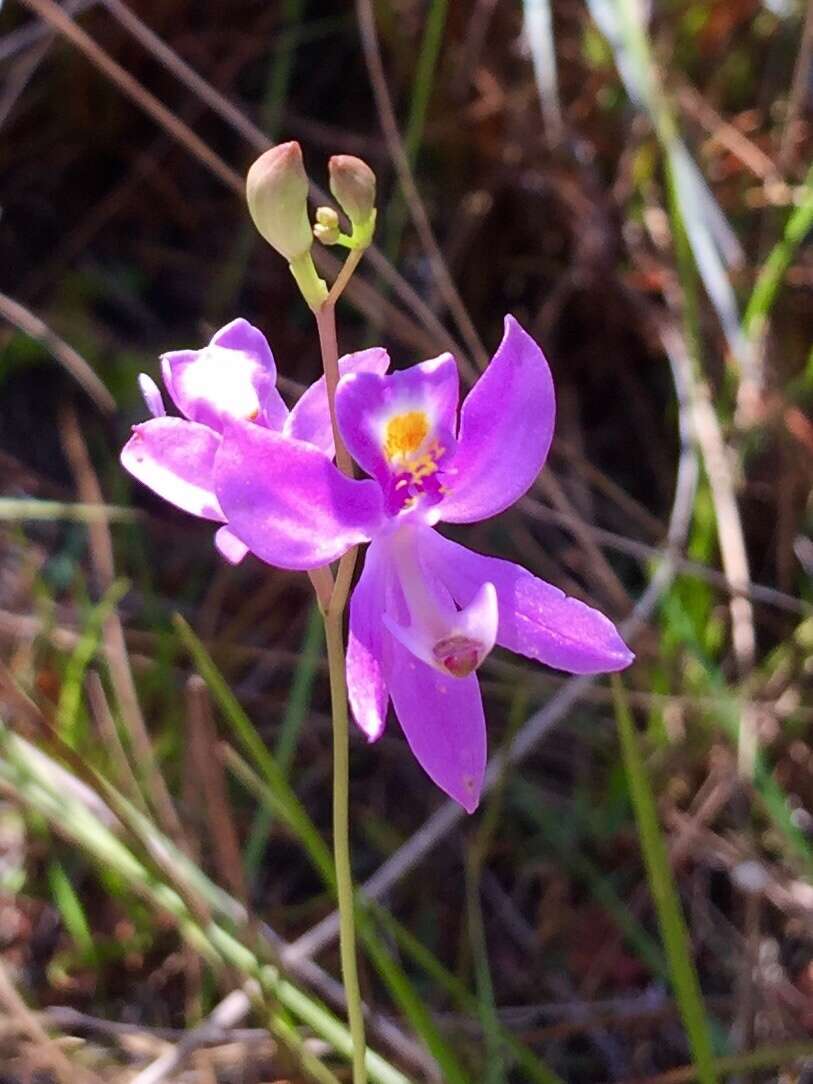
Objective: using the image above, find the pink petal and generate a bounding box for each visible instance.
[347,540,390,741]
[211,319,288,429]
[387,636,486,813]
[214,421,384,570]
[285,347,390,456]
[335,353,459,489]
[214,526,249,565]
[419,530,634,674]
[381,526,498,677]
[161,318,287,432]
[138,373,165,417]
[438,315,555,523]
[121,417,224,520]
[211,318,277,371]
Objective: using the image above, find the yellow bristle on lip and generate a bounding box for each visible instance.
[384,411,429,461]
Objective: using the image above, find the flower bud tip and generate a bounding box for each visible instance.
[328,154,376,243]
[246,142,314,262]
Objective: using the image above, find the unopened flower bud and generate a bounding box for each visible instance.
[328,155,376,239]
[314,223,340,245]
[314,206,340,244]
[246,142,313,262]
[316,206,339,229]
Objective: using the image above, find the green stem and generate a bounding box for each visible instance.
[327,246,365,306]
[315,303,353,478]
[314,289,368,1082]
[324,608,367,1084]
[290,251,329,310]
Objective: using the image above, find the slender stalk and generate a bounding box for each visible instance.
[315,303,353,478]
[313,275,369,1082]
[324,608,368,1084]
[327,246,365,306]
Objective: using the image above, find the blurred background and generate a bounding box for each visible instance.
[1,0,812,1081]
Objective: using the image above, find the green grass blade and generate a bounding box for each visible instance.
[371,905,565,1084]
[523,0,562,142]
[224,742,335,891]
[612,676,719,1084]
[56,579,129,746]
[227,745,471,1083]
[47,858,97,964]
[0,498,137,522]
[244,602,323,882]
[0,724,409,1084]
[528,802,667,979]
[174,614,335,886]
[586,0,746,366]
[360,914,472,1084]
[384,0,449,261]
[154,618,553,1081]
[744,162,813,338]
[662,593,813,878]
[465,855,506,1084]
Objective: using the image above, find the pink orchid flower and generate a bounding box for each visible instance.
[120,317,389,563]
[213,316,634,812]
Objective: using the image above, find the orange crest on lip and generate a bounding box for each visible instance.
[384,411,429,462]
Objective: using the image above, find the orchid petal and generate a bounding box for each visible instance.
[162,318,287,432]
[439,315,555,523]
[387,637,486,813]
[347,540,390,741]
[419,531,634,673]
[210,318,276,370]
[215,421,384,570]
[285,347,390,456]
[384,569,498,678]
[121,417,224,520]
[214,526,249,565]
[335,353,459,488]
[211,319,289,429]
[138,373,165,418]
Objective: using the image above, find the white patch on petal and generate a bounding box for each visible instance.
[177,346,262,420]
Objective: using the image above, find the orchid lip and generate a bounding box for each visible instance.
[382,529,499,677]
[432,635,483,678]
[384,611,494,678]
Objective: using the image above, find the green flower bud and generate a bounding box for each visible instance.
[246,142,314,262]
[328,155,377,241]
